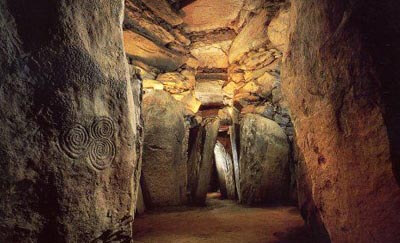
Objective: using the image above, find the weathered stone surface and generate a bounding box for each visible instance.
[229,109,241,201]
[188,119,220,205]
[142,91,188,207]
[239,114,290,205]
[223,82,240,97]
[133,65,157,80]
[186,56,200,69]
[230,72,245,83]
[267,9,289,53]
[125,2,175,46]
[167,42,188,54]
[172,28,191,46]
[157,72,186,83]
[180,92,202,114]
[131,59,161,77]
[282,1,400,242]
[214,141,236,199]
[234,0,266,30]
[229,10,269,64]
[241,50,276,71]
[0,1,140,242]
[196,72,229,81]
[195,80,225,106]
[124,30,186,71]
[136,185,146,215]
[239,81,260,94]
[156,72,194,93]
[256,71,276,89]
[190,40,232,69]
[143,79,164,91]
[182,0,244,32]
[244,66,272,82]
[142,0,183,26]
[218,107,233,126]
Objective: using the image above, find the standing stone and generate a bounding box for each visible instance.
[142,91,188,207]
[188,118,220,205]
[0,1,140,242]
[239,114,290,205]
[135,185,146,215]
[282,1,400,241]
[214,141,236,199]
[229,109,241,201]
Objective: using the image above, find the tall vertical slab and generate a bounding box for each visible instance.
[141,91,188,207]
[188,118,220,205]
[0,0,140,242]
[282,0,400,242]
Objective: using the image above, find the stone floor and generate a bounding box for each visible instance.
[132,193,313,243]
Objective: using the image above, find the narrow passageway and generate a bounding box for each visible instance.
[133,194,312,243]
[2,0,400,242]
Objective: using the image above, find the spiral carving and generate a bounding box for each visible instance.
[60,124,90,159]
[59,117,116,170]
[88,139,116,170]
[91,117,114,139]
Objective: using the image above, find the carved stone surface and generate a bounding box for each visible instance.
[60,124,90,159]
[0,1,141,242]
[59,117,117,170]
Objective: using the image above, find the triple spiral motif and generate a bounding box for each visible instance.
[60,117,116,170]
[60,124,90,159]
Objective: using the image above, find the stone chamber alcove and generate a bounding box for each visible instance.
[1,0,400,242]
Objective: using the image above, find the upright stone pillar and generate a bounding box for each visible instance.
[0,1,140,242]
[214,141,236,200]
[141,91,189,207]
[239,114,290,205]
[283,0,400,241]
[188,118,220,205]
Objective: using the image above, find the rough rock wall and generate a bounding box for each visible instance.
[0,0,140,242]
[142,91,188,207]
[123,0,200,113]
[282,0,400,242]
